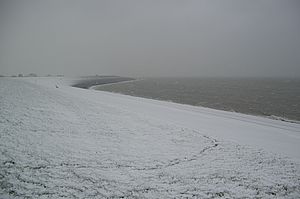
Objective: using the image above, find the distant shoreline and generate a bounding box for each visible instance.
[72,77,135,89]
[90,78,142,90]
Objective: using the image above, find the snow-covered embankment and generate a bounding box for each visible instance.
[0,77,299,198]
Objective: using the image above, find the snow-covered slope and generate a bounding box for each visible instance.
[0,77,299,198]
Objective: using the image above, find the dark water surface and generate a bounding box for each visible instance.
[95,78,300,121]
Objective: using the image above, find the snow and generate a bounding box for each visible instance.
[0,77,299,198]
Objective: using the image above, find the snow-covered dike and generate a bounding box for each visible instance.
[0,78,299,198]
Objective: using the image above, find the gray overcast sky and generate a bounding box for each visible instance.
[0,0,299,77]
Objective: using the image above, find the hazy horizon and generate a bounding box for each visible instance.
[1,0,300,78]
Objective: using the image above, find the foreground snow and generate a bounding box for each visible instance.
[0,77,299,198]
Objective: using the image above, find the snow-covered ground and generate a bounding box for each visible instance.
[0,77,299,198]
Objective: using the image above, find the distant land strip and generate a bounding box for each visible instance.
[72,76,135,89]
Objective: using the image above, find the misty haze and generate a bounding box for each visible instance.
[0,1,300,198]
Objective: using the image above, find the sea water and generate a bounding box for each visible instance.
[95,77,300,121]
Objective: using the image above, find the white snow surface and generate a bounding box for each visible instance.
[0,77,299,198]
